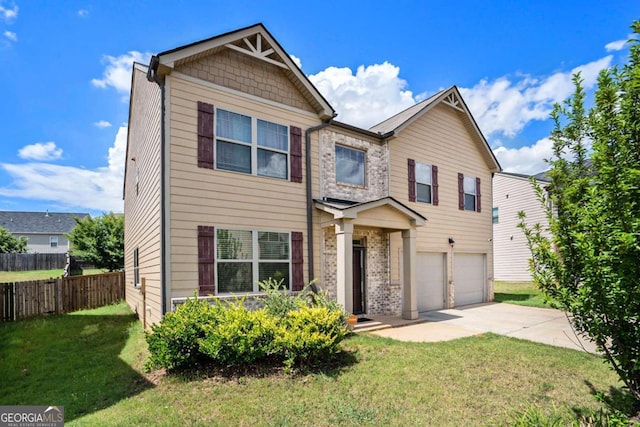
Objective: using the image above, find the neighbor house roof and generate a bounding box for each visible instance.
[497,171,551,183]
[0,211,89,234]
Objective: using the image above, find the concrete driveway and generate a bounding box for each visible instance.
[371,303,598,353]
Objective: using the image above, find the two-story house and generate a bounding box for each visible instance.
[124,24,501,327]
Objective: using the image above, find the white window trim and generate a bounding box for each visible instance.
[133,247,140,288]
[464,175,477,212]
[214,108,290,180]
[50,236,59,248]
[215,228,292,294]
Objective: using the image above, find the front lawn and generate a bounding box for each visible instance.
[494,281,551,308]
[0,302,624,426]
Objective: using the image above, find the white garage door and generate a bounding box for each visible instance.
[454,254,486,306]
[416,253,446,311]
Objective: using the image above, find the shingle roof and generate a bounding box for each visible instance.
[369,90,444,134]
[0,211,89,234]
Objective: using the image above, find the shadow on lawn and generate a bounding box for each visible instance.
[0,309,154,422]
[582,380,640,419]
[494,292,534,302]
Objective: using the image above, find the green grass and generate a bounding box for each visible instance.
[0,268,107,282]
[0,302,625,426]
[494,281,552,308]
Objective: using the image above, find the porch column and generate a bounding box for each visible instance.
[402,228,418,319]
[335,220,353,313]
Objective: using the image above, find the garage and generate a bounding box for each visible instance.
[453,253,486,306]
[416,253,446,311]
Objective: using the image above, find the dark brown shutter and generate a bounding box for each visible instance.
[432,165,439,206]
[290,126,302,183]
[197,102,214,169]
[458,173,464,210]
[408,159,416,202]
[476,177,482,213]
[291,231,304,291]
[198,226,215,296]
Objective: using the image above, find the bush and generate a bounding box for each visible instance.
[145,297,219,371]
[145,286,349,372]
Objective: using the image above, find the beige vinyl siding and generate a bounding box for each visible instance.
[167,74,321,297]
[124,66,163,326]
[493,173,549,282]
[388,103,494,303]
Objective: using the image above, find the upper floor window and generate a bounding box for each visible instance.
[464,176,477,211]
[336,145,365,186]
[216,229,290,294]
[50,236,58,248]
[216,109,289,180]
[492,207,499,224]
[416,162,432,204]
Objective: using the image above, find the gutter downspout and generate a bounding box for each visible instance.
[147,56,168,315]
[305,120,334,284]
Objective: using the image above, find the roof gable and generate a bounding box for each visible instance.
[370,86,501,173]
[152,23,335,120]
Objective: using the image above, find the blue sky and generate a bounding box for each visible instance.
[0,1,637,215]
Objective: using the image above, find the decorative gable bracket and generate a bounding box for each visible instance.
[442,92,464,112]
[225,33,288,69]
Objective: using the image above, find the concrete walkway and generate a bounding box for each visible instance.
[371,303,598,353]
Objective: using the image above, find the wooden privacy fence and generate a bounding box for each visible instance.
[0,253,67,271]
[0,272,125,322]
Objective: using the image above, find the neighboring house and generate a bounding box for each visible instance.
[0,211,89,254]
[492,171,550,282]
[124,23,501,326]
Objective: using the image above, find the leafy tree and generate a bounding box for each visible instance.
[67,212,124,271]
[519,22,640,407]
[0,227,27,253]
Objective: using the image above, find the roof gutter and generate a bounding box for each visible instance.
[305,119,334,284]
[147,55,168,315]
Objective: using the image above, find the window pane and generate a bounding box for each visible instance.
[258,232,289,260]
[416,162,432,184]
[258,149,287,179]
[464,176,476,194]
[465,194,476,211]
[336,146,365,186]
[217,229,252,260]
[492,207,499,224]
[417,183,432,204]
[259,262,290,289]
[217,140,251,174]
[218,262,253,293]
[257,120,288,151]
[217,109,251,143]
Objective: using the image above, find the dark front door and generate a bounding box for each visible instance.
[352,247,366,314]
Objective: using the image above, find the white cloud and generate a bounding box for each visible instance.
[0,2,18,21]
[94,120,112,128]
[18,142,63,161]
[290,54,302,69]
[309,61,416,128]
[78,9,89,17]
[605,38,628,52]
[3,30,16,42]
[0,126,127,212]
[493,137,554,175]
[460,56,612,138]
[91,51,152,98]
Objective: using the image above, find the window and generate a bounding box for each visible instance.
[215,109,289,179]
[50,236,58,248]
[336,145,365,186]
[216,229,290,293]
[133,248,140,287]
[416,162,432,204]
[492,207,499,224]
[464,176,477,211]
